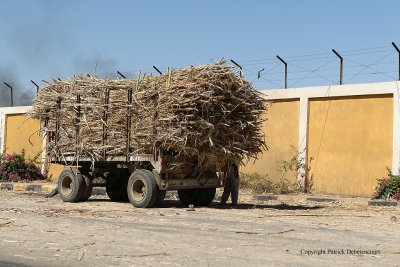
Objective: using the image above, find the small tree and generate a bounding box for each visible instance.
[278,146,314,193]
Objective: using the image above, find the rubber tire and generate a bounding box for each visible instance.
[200,188,216,206]
[106,171,129,202]
[154,190,166,207]
[80,174,93,202]
[177,188,203,206]
[127,170,158,208]
[178,188,216,206]
[58,168,84,202]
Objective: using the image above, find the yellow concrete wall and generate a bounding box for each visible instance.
[4,114,42,160]
[2,93,394,191]
[242,99,300,184]
[307,95,393,196]
[3,114,63,181]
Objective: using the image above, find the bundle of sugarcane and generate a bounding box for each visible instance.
[28,62,268,167]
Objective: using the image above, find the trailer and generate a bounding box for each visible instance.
[44,93,224,208]
[32,64,267,208]
[53,152,223,208]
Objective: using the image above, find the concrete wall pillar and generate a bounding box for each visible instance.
[392,82,400,175]
[297,96,309,191]
[0,111,4,153]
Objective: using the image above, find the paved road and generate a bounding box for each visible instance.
[0,192,399,266]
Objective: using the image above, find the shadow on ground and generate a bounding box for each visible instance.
[86,198,324,210]
[207,202,323,211]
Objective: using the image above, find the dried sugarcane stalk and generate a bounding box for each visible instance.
[28,62,269,168]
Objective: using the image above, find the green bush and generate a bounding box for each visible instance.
[0,151,45,182]
[372,168,400,200]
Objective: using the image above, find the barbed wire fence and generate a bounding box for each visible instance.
[236,44,399,89]
[0,44,399,107]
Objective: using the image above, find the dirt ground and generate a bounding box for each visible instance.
[0,192,399,267]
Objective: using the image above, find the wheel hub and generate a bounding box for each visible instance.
[131,179,146,202]
[61,175,73,196]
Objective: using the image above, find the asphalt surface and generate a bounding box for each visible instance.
[0,192,399,266]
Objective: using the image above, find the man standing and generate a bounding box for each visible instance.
[220,160,240,206]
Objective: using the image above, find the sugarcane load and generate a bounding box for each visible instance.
[29,62,268,208]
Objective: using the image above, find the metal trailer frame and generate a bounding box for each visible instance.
[45,91,224,207]
[50,153,223,191]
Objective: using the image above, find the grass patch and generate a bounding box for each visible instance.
[240,172,296,194]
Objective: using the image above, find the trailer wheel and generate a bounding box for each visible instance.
[178,189,196,206]
[106,171,129,202]
[154,190,166,207]
[178,189,203,206]
[127,170,158,208]
[178,188,216,206]
[80,174,93,202]
[200,188,216,206]
[58,168,84,202]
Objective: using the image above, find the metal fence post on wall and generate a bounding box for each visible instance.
[276,55,288,89]
[392,42,400,81]
[3,82,13,107]
[332,49,343,85]
[153,66,163,75]
[31,80,39,94]
[230,59,243,77]
[117,71,126,79]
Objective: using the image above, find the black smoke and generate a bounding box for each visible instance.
[0,1,120,107]
[0,65,33,107]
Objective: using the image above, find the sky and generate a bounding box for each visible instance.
[0,0,399,106]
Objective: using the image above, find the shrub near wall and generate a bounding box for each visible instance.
[240,173,296,194]
[0,152,45,182]
[372,169,400,200]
